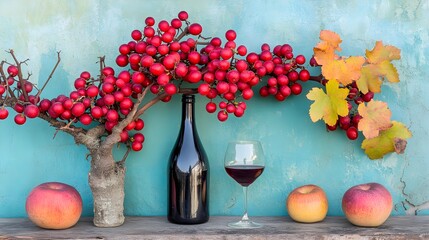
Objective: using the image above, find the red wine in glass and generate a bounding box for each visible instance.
[224,140,265,228]
[225,165,264,187]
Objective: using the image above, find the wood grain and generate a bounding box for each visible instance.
[1,216,428,239]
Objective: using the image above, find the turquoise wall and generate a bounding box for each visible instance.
[1,0,428,218]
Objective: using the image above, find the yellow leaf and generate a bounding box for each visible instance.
[356,65,383,94]
[357,100,393,139]
[313,30,342,66]
[366,41,401,64]
[361,121,412,159]
[321,56,365,85]
[306,80,349,126]
[356,60,400,94]
[377,60,400,83]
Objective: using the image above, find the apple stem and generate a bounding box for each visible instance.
[241,186,249,221]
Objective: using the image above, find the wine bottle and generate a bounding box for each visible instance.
[168,94,209,224]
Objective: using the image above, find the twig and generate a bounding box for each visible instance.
[36,51,61,100]
[174,26,189,42]
[0,61,16,98]
[134,87,198,119]
[117,147,131,166]
[8,49,29,102]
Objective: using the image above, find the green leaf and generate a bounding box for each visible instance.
[361,121,412,159]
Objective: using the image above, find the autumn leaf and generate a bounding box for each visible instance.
[313,30,342,65]
[357,100,393,139]
[376,60,400,83]
[306,80,349,126]
[366,41,401,64]
[356,65,383,93]
[361,121,412,159]
[321,56,365,85]
[356,60,400,94]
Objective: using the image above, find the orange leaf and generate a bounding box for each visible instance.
[366,41,401,64]
[357,100,393,139]
[320,30,342,51]
[321,56,365,86]
[356,60,399,94]
[313,30,342,65]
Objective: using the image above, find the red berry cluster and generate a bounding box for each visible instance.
[0,65,41,124]
[0,11,313,152]
[112,11,310,122]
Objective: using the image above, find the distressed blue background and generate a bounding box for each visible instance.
[0,0,428,218]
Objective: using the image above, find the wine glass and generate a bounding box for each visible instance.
[224,140,265,228]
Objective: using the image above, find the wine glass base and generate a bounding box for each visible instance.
[228,220,263,229]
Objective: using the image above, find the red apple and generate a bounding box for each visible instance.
[25,182,83,229]
[342,182,392,227]
[286,184,328,223]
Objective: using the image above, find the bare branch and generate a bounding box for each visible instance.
[0,61,16,98]
[174,26,189,42]
[8,49,29,102]
[117,147,131,166]
[36,51,61,100]
[102,83,154,150]
[134,88,198,119]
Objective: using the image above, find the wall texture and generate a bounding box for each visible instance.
[0,0,428,218]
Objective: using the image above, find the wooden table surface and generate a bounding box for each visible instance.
[1,216,429,239]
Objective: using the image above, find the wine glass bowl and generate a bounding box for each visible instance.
[224,140,265,228]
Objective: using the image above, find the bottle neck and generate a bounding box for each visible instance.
[181,94,195,125]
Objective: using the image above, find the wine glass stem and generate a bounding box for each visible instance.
[241,186,249,221]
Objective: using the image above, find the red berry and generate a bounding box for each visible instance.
[326,124,337,131]
[116,55,128,67]
[346,127,359,140]
[131,30,142,41]
[79,114,92,125]
[7,65,19,77]
[119,44,131,55]
[144,26,155,38]
[86,85,99,98]
[71,102,86,117]
[217,111,228,122]
[145,17,155,26]
[131,141,143,151]
[74,78,86,89]
[295,55,306,65]
[206,102,217,113]
[134,118,144,130]
[24,104,39,118]
[362,91,374,102]
[90,106,103,119]
[164,83,177,95]
[14,114,26,125]
[225,30,237,41]
[290,83,302,95]
[120,131,129,142]
[188,23,202,35]
[178,11,188,21]
[133,133,145,143]
[299,69,310,82]
[0,108,9,119]
[106,110,119,122]
[237,45,247,56]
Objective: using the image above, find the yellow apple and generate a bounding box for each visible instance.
[286,184,328,223]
